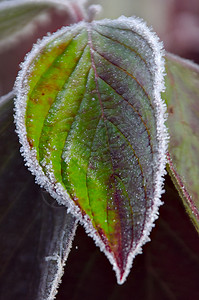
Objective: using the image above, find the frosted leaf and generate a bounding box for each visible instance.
[14,16,168,284]
[37,193,77,300]
[0,94,77,299]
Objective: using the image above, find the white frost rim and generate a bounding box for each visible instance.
[38,217,78,300]
[14,16,168,285]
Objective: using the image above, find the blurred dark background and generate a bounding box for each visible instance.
[93,0,199,63]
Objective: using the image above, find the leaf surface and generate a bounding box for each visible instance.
[15,17,168,284]
[0,0,86,52]
[163,53,199,232]
[0,93,77,300]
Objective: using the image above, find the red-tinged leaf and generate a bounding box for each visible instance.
[14,17,168,283]
[57,177,199,300]
[163,53,199,232]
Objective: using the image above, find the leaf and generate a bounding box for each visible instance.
[14,16,168,284]
[0,0,87,52]
[57,176,199,300]
[37,192,78,300]
[0,93,77,300]
[163,53,199,232]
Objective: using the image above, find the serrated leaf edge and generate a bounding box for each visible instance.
[14,17,168,284]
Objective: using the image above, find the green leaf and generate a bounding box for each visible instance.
[163,53,199,233]
[14,17,168,284]
[0,93,77,299]
[0,0,86,51]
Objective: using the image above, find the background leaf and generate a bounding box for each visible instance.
[15,17,167,283]
[163,53,199,232]
[0,1,87,98]
[0,0,87,53]
[0,94,77,300]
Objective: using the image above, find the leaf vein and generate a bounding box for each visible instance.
[88,24,121,240]
[97,75,154,154]
[59,65,92,175]
[106,119,147,197]
[96,24,154,55]
[85,117,104,228]
[93,27,151,74]
[38,44,89,163]
[92,48,153,109]
[28,29,84,96]
[106,119,148,237]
